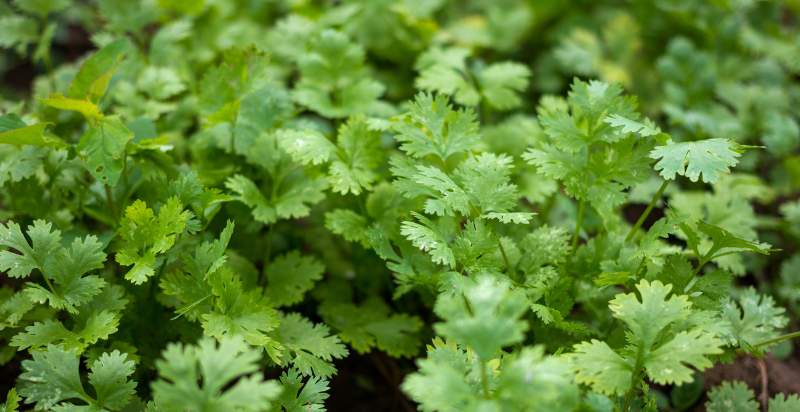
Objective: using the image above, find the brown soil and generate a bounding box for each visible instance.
[701,355,800,410]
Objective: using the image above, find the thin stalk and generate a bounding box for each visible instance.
[625,180,669,242]
[258,224,275,287]
[479,360,491,398]
[752,330,800,349]
[41,274,57,296]
[498,238,512,274]
[691,254,712,277]
[104,184,117,222]
[621,345,645,412]
[572,199,586,250]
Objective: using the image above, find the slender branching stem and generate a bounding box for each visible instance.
[572,199,586,250]
[626,180,669,242]
[752,330,800,349]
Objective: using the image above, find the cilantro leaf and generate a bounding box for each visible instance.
[705,381,758,412]
[152,336,281,412]
[650,138,742,183]
[276,368,329,412]
[434,275,528,360]
[720,288,788,351]
[18,345,136,411]
[68,38,130,103]
[202,268,281,354]
[1,220,107,313]
[225,173,327,225]
[263,251,325,307]
[76,116,133,186]
[277,129,335,166]
[294,29,384,118]
[391,93,480,161]
[328,116,382,195]
[572,280,723,395]
[274,313,348,377]
[319,299,422,357]
[400,212,456,268]
[115,197,192,284]
[477,62,531,110]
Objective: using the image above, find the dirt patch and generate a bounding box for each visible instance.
[702,355,800,409]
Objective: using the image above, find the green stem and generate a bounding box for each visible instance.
[41,274,57,296]
[752,330,800,348]
[104,184,117,222]
[479,360,491,398]
[572,199,586,250]
[621,346,645,412]
[498,238,512,275]
[625,180,669,242]
[691,254,712,277]
[258,225,275,287]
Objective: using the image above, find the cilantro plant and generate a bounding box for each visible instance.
[2,1,800,411]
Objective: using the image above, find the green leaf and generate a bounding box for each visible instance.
[770,393,800,412]
[650,138,741,183]
[604,114,661,137]
[434,275,528,360]
[41,94,103,120]
[401,212,455,268]
[115,197,191,284]
[68,38,130,103]
[0,15,38,51]
[152,336,282,412]
[225,174,327,225]
[0,115,61,148]
[276,129,335,166]
[274,313,348,377]
[572,280,723,395]
[77,116,133,186]
[482,212,535,224]
[319,299,422,357]
[705,381,758,412]
[0,220,61,279]
[12,0,71,17]
[294,29,384,118]
[88,351,138,410]
[263,251,325,307]
[571,340,632,396]
[11,310,120,352]
[478,62,530,110]
[645,329,721,384]
[2,388,19,412]
[18,345,88,410]
[202,268,281,353]
[328,116,382,195]
[276,369,329,412]
[720,288,788,350]
[391,93,480,161]
[324,209,368,246]
[18,345,136,411]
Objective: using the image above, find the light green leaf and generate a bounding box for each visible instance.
[263,252,325,307]
[604,114,661,137]
[650,138,741,183]
[434,275,528,359]
[115,198,191,284]
[277,129,335,166]
[478,61,530,110]
[152,336,282,412]
[77,116,132,186]
[400,212,455,268]
[274,313,348,377]
[41,94,103,120]
[68,38,130,103]
[705,381,758,412]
